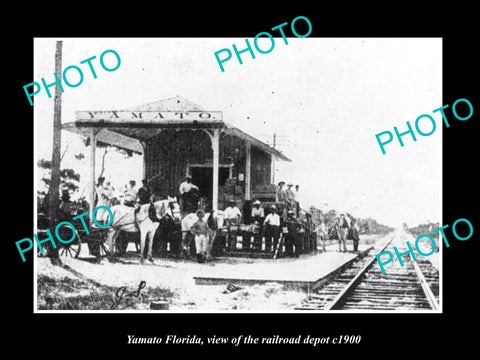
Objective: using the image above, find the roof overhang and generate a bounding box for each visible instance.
[63,110,291,161]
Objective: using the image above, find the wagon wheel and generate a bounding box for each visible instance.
[58,229,82,259]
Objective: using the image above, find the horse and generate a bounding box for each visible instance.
[181,210,224,261]
[103,197,181,263]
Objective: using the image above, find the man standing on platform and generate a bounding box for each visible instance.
[224,200,242,251]
[285,210,301,257]
[264,205,281,253]
[189,209,209,263]
[305,212,317,254]
[250,200,265,251]
[276,181,287,219]
[337,213,350,252]
[285,182,297,215]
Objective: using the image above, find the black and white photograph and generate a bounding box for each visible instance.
[33,37,443,313]
[6,7,478,356]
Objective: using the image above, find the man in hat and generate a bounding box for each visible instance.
[285,182,297,215]
[224,200,242,251]
[249,200,265,251]
[304,212,317,254]
[124,180,137,207]
[296,211,306,255]
[264,205,281,253]
[179,175,199,215]
[337,213,350,252]
[284,210,301,257]
[276,181,287,203]
[95,177,112,222]
[148,186,163,222]
[179,175,198,195]
[276,181,287,218]
[189,209,209,263]
[58,189,72,222]
[137,178,151,205]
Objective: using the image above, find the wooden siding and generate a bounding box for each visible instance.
[251,146,272,188]
[145,129,272,198]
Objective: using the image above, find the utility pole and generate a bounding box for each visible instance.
[48,40,63,265]
[271,132,276,184]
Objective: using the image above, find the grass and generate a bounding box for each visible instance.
[37,274,174,310]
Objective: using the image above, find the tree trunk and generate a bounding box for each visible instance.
[48,41,63,266]
[98,148,109,179]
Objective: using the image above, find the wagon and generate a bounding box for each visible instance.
[36,212,142,260]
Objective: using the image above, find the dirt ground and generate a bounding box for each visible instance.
[36,252,311,311]
[36,233,439,311]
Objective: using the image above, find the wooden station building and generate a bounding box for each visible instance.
[63,96,291,217]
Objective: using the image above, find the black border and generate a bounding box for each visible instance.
[7,5,479,355]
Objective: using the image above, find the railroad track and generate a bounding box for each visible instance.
[296,232,440,311]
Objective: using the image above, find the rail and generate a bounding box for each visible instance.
[413,261,439,310]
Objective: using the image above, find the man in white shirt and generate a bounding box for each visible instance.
[251,200,265,220]
[264,205,281,252]
[248,200,265,251]
[179,175,199,215]
[179,175,199,195]
[224,200,242,250]
[224,200,242,222]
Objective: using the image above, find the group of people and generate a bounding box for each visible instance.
[276,181,301,218]
[92,174,356,261]
[244,202,318,258]
[186,199,318,262]
[95,177,161,209]
[335,213,359,253]
[176,175,317,259]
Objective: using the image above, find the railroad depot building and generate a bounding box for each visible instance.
[63,96,291,216]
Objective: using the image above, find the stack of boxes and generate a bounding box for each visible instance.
[219,178,244,210]
[251,184,276,202]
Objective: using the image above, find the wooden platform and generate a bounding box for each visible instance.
[223,250,274,259]
[194,245,373,291]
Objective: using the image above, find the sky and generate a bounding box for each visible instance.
[34,37,442,228]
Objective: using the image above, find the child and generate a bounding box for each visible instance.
[190,210,209,263]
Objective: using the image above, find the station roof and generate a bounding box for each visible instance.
[62,95,291,161]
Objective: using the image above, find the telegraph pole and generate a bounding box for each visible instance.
[48,40,63,265]
[271,133,276,184]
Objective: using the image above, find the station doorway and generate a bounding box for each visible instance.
[189,165,231,201]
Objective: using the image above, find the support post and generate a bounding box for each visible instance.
[89,128,97,223]
[212,129,220,211]
[245,141,251,200]
[140,141,147,180]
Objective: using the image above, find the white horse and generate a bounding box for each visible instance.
[181,210,224,261]
[103,197,180,263]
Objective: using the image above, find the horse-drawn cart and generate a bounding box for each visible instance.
[35,226,127,259]
[36,211,142,260]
